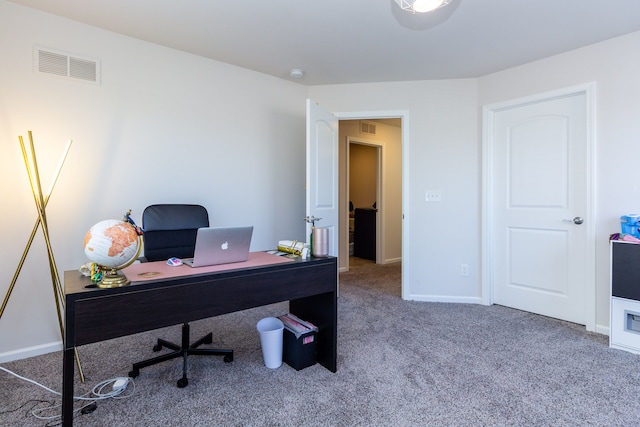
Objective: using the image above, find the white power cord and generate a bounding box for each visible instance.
[0,366,135,421]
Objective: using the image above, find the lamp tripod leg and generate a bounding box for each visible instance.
[5,133,84,383]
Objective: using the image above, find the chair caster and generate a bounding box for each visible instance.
[177,378,188,388]
[152,343,162,352]
[128,369,139,378]
[224,354,233,363]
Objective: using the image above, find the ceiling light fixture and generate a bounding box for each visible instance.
[394,0,452,13]
[289,68,304,79]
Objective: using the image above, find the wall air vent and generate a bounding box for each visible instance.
[360,121,376,135]
[34,46,100,85]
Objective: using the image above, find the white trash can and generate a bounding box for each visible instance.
[256,317,284,369]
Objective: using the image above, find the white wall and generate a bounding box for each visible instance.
[310,31,640,331]
[3,0,637,361]
[310,80,481,303]
[0,1,308,361]
[478,31,640,334]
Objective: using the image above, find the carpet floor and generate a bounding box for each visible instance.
[1,258,640,426]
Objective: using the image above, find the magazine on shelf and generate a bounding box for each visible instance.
[278,313,318,338]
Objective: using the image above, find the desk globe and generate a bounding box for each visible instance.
[83,215,142,288]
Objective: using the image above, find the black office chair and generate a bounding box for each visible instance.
[128,204,233,388]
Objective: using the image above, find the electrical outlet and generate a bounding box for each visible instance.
[425,190,442,202]
[460,264,469,276]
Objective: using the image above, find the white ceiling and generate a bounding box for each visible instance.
[9,0,640,86]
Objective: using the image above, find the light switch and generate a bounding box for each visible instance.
[425,190,442,202]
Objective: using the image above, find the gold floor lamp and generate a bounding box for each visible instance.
[0,131,84,382]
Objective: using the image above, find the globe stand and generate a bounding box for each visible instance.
[87,214,142,289]
[97,268,131,288]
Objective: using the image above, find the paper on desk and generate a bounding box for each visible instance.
[277,240,305,255]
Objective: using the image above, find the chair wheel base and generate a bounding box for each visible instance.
[130,323,232,388]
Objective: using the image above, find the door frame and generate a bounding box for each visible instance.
[481,83,596,331]
[347,137,383,268]
[336,110,409,299]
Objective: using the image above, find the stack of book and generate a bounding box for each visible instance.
[276,240,305,256]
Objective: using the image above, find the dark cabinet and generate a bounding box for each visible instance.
[610,240,640,354]
[354,208,376,261]
[612,241,640,301]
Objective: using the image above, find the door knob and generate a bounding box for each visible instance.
[562,217,584,225]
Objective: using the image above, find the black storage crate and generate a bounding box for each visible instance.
[283,327,317,370]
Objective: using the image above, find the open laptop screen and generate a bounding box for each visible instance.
[182,226,253,267]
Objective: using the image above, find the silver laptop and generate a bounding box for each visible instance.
[183,226,253,267]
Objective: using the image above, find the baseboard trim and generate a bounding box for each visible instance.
[405,294,483,304]
[0,341,62,363]
[595,324,610,336]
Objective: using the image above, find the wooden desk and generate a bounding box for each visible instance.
[62,256,337,426]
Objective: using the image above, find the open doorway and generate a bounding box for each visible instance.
[306,101,407,296]
[338,119,402,273]
[348,140,380,264]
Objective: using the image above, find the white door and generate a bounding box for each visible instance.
[489,91,590,324]
[306,99,339,256]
